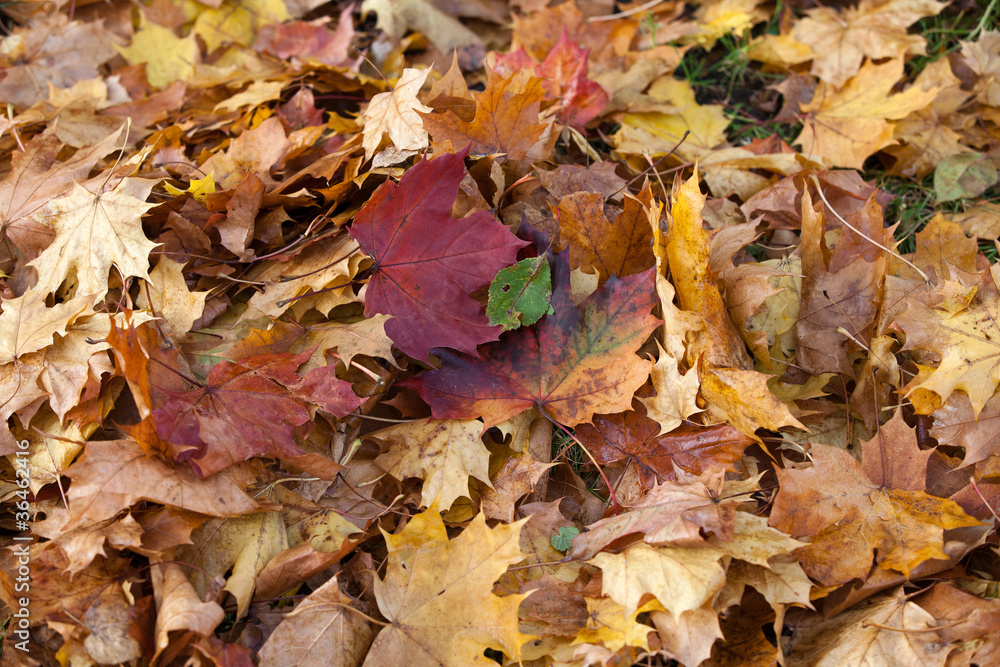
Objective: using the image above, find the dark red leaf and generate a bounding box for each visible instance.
[349,147,527,361]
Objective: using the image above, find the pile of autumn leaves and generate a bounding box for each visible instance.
[1,0,1000,665]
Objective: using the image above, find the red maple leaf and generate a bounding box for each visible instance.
[349,148,527,361]
[153,350,362,477]
[405,252,659,428]
[494,30,608,130]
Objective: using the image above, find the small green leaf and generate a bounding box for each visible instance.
[487,256,554,332]
[550,526,580,553]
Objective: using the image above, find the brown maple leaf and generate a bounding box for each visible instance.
[769,442,983,586]
[576,403,753,489]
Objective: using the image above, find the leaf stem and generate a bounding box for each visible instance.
[541,410,621,515]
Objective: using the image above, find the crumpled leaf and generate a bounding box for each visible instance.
[769,443,983,586]
[360,67,432,160]
[176,510,288,620]
[576,403,753,488]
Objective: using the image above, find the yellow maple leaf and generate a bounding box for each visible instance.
[163,171,216,204]
[116,17,198,89]
[370,418,493,511]
[27,178,157,299]
[136,258,208,335]
[177,510,287,619]
[640,341,702,435]
[896,273,1000,417]
[615,78,729,163]
[571,597,659,653]
[366,508,533,666]
[591,542,727,620]
[187,0,289,52]
[667,170,751,369]
[701,365,806,442]
[0,289,92,364]
[795,58,940,169]
[794,0,946,87]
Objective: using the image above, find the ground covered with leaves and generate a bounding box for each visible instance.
[1,0,1000,665]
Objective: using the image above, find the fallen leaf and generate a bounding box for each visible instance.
[555,182,656,284]
[700,365,806,441]
[569,470,737,560]
[793,0,946,87]
[365,507,533,666]
[349,148,526,361]
[570,596,657,653]
[406,253,658,428]
[254,8,356,68]
[371,418,492,510]
[480,452,556,522]
[420,69,551,160]
[576,403,752,488]
[0,14,118,108]
[785,588,949,666]
[667,170,751,369]
[895,271,1000,416]
[152,563,226,659]
[177,510,288,620]
[796,58,941,169]
[137,258,208,335]
[639,341,702,435]
[62,439,259,528]
[934,151,999,202]
[27,178,158,299]
[769,442,983,586]
[258,575,375,667]
[117,14,198,89]
[360,68,433,160]
[592,541,727,619]
[360,0,485,67]
[153,350,362,477]
[486,255,554,331]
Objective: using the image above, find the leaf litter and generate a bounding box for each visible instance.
[0,0,999,665]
